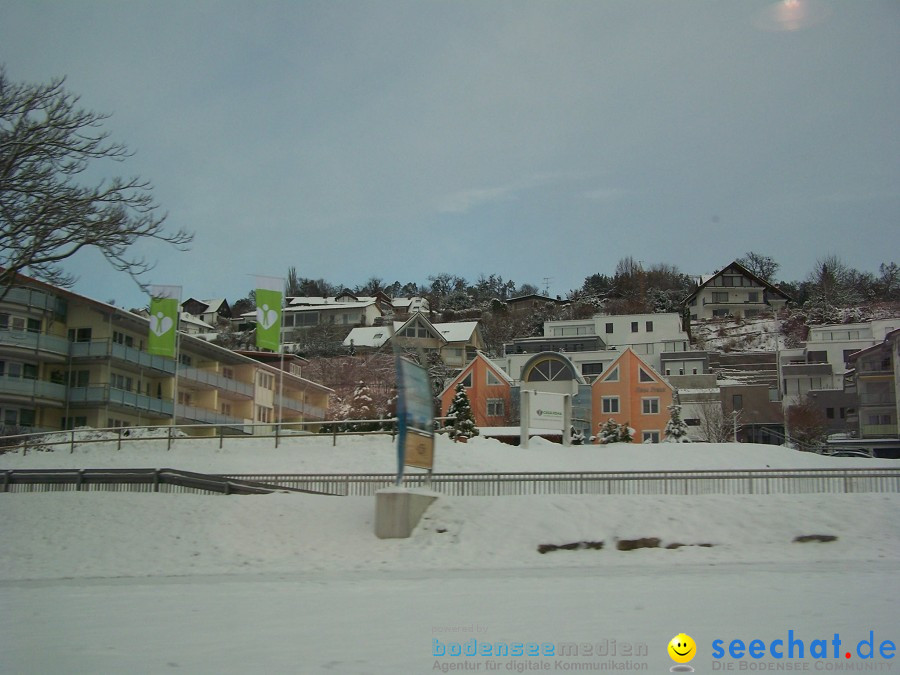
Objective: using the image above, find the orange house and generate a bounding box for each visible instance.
[591,348,674,443]
[440,352,513,427]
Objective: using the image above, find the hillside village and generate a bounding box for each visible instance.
[2,258,899,457]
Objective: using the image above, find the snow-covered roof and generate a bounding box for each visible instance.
[284,301,375,313]
[479,427,562,437]
[435,321,479,342]
[343,326,393,348]
[288,296,379,307]
[179,312,216,330]
[201,298,228,313]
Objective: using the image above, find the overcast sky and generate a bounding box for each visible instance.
[1,1,897,308]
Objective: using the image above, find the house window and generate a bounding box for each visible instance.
[748,292,759,302]
[582,363,604,376]
[179,353,192,366]
[256,405,273,423]
[0,314,40,333]
[826,408,835,419]
[111,373,133,391]
[604,366,619,382]
[113,331,134,347]
[221,402,232,416]
[486,399,504,417]
[807,351,827,364]
[642,431,660,443]
[605,323,613,334]
[639,368,654,383]
[62,416,88,430]
[631,322,639,333]
[712,292,729,303]
[69,370,89,387]
[642,398,660,414]
[486,369,502,386]
[67,327,92,342]
[460,372,473,388]
[733,394,743,410]
[646,321,653,332]
[178,391,192,405]
[602,397,619,414]
[0,361,37,380]
[222,367,234,379]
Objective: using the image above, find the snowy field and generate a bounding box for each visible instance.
[1,434,898,673]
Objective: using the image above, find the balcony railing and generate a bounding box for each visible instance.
[0,377,67,401]
[1,287,67,316]
[858,393,897,406]
[0,329,70,357]
[68,385,174,417]
[70,340,176,374]
[274,394,327,419]
[857,362,893,375]
[179,366,254,397]
[860,423,898,438]
[176,403,248,429]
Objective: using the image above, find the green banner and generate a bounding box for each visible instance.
[255,287,282,352]
[148,296,179,358]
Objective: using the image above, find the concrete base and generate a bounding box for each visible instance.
[374,487,439,539]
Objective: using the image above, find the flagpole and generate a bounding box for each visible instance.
[172,289,183,433]
[278,294,284,429]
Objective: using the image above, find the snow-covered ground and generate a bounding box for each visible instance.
[1,434,898,673]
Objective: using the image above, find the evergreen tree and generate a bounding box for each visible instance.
[597,418,621,444]
[664,403,691,443]
[347,380,376,431]
[570,426,585,445]
[447,383,478,441]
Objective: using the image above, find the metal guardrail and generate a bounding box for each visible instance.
[0,420,403,454]
[0,468,339,495]
[2,467,897,497]
[222,468,900,497]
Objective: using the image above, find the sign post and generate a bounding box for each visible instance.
[520,390,571,449]
[395,356,435,485]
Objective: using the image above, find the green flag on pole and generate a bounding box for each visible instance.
[255,276,283,352]
[147,286,180,358]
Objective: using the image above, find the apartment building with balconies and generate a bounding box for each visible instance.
[0,274,331,435]
[845,330,898,441]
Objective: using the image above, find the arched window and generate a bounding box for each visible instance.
[523,355,578,382]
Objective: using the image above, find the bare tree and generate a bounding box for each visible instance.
[786,396,829,452]
[696,402,739,443]
[0,67,192,297]
[738,252,780,282]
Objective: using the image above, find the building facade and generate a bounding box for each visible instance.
[684,261,791,321]
[0,275,331,435]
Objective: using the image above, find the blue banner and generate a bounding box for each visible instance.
[396,356,435,483]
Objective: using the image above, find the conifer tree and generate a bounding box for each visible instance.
[347,380,375,431]
[598,418,621,444]
[664,403,691,443]
[447,383,478,441]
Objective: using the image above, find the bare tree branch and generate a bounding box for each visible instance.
[0,66,193,299]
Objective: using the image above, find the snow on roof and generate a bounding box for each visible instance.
[179,312,216,330]
[201,298,227,312]
[284,301,375,313]
[343,326,392,348]
[479,427,562,437]
[435,321,479,342]
[288,296,378,307]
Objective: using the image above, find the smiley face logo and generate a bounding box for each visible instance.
[668,633,696,664]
